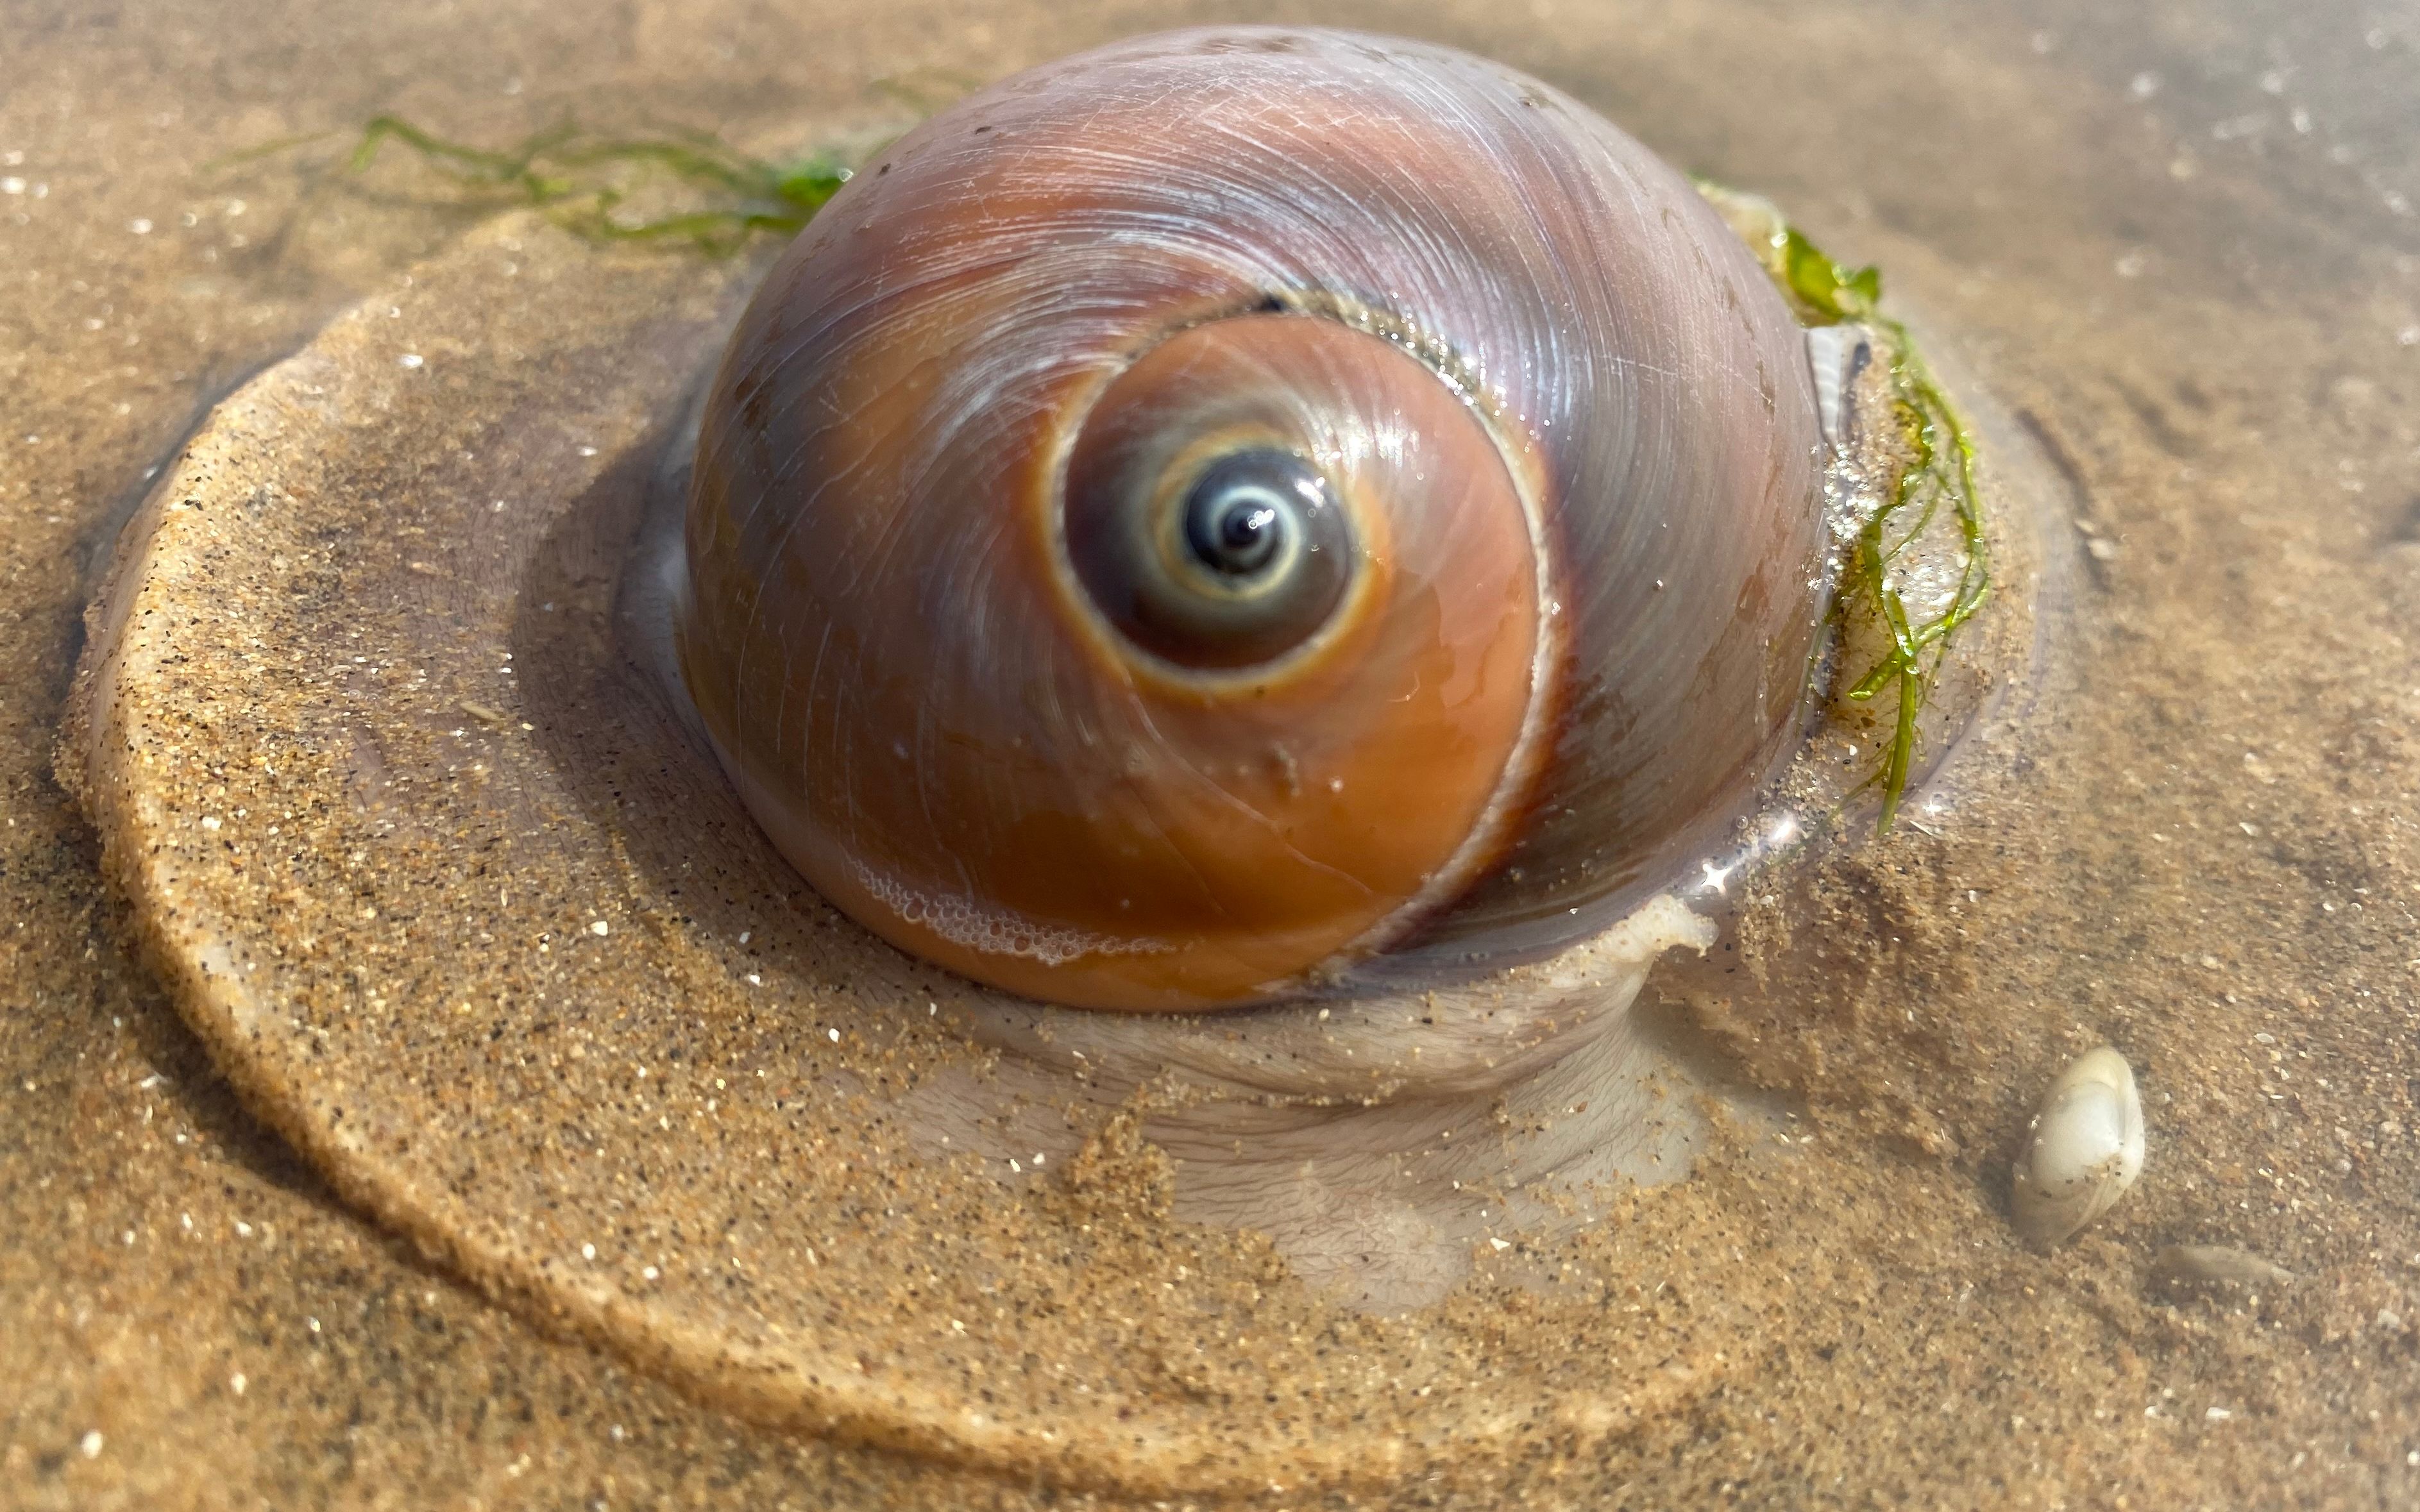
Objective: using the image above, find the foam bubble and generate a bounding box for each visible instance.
[850,860,1169,967]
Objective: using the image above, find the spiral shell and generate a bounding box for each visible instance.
[678,28,1827,1010]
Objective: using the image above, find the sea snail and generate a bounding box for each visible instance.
[676,28,1830,1012]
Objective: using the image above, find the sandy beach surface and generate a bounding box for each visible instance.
[5,0,2419,1507]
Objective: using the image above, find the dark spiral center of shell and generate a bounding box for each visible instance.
[1071,444,1355,669]
[1181,449,1324,582]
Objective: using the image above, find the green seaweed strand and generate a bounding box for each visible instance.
[344,114,854,253]
[1774,228,1992,832]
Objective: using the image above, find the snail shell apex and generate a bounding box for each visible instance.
[677,27,1827,1009]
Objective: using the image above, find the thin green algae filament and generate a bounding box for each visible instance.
[343,115,854,253]
[1773,226,1993,833]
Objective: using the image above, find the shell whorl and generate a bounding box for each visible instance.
[679,27,1825,1010]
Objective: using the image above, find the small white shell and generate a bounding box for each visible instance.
[1804,324,1873,455]
[2010,1045,2145,1246]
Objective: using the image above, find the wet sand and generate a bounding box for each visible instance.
[5,0,2419,1507]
